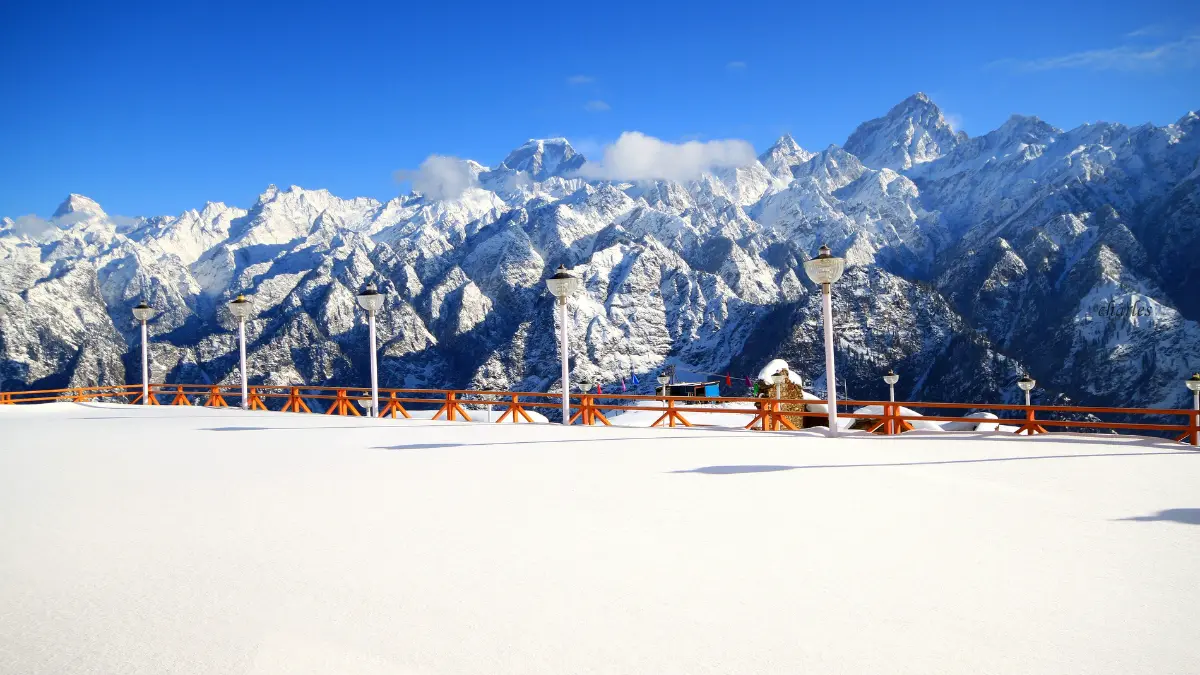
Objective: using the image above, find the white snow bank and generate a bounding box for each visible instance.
[850,404,945,430]
[2,402,1198,675]
[941,411,1001,432]
[756,358,806,386]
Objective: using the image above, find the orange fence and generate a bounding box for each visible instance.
[1,383,1197,445]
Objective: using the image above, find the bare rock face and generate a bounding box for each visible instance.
[2,95,1199,417]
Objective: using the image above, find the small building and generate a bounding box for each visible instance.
[657,381,720,399]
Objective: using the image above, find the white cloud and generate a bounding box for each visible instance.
[726,61,747,71]
[584,100,611,112]
[394,155,478,201]
[10,214,57,239]
[1126,25,1164,39]
[575,132,757,182]
[566,75,594,85]
[990,34,1200,72]
[944,112,965,132]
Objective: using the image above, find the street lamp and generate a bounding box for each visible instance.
[657,373,670,397]
[227,294,253,410]
[131,301,155,405]
[803,244,846,434]
[356,283,385,417]
[771,371,787,400]
[546,265,581,425]
[883,369,899,402]
[1186,374,1200,445]
[1186,374,1200,410]
[1017,374,1036,407]
[0,303,7,393]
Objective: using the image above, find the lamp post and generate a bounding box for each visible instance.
[0,303,6,393]
[131,301,155,405]
[356,283,385,417]
[771,371,786,400]
[546,265,581,425]
[803,244,846,434]
[657,373,670,397]
[883,370,899,402]
[1017,374,1036,407]
[227,294,253,410]
[1186,374,1200,446]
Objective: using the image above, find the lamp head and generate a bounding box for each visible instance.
[131,301,154,323]
[802,244,845,285]
[356,282,385,313]
[883,370,899,386]
[227,293,253,319]
[546,265,581,301]
[1187,373,1200,392]
[1017,375,1036,392]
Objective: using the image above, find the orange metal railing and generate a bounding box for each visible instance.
[1,382,1196,446]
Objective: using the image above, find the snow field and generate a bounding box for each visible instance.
[1,402,1198,674]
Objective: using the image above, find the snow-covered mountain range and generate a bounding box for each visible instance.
[3,93,1198,412]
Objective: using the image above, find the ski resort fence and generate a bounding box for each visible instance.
[2,382,1199,446]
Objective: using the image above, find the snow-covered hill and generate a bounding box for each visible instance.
[2,93,1198,413]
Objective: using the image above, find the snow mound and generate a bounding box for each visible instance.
[756,358,806,386]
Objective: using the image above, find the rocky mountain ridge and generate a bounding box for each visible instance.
[2,93,1198,415]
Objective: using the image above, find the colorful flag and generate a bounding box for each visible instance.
[631,372,639,385]
[745,375,753,386]
[621,378,627,392]
[725,372,731,387]
[597,384,603,395]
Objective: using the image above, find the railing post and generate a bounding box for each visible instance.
[282,387,310,413]
[885,403,894,435]
[247,387,267,411]
[1185,403,1195,446]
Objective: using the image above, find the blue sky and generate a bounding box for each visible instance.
[1,0,1197,218]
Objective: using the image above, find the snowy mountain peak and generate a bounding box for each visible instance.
[53,194,107,219]
[257,184,281,204]
[498,138,586,180]
[769,133,803,153]
[844,93,963,171]
[998,114,1061,138]
[759,134,816,182]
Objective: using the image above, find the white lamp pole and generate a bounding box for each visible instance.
[1185,374,1200,446]
[883,369,899,403]
[0,303,7,393]
[131,301,155,405]
[772,371,786,400]
[227,294,253,410]
[1017,374,1036,407]
[356,283,386,417]
[803,244,846,435]
[546,265,581,425]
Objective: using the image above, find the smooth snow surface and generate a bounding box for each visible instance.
[2,403,1199,675]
